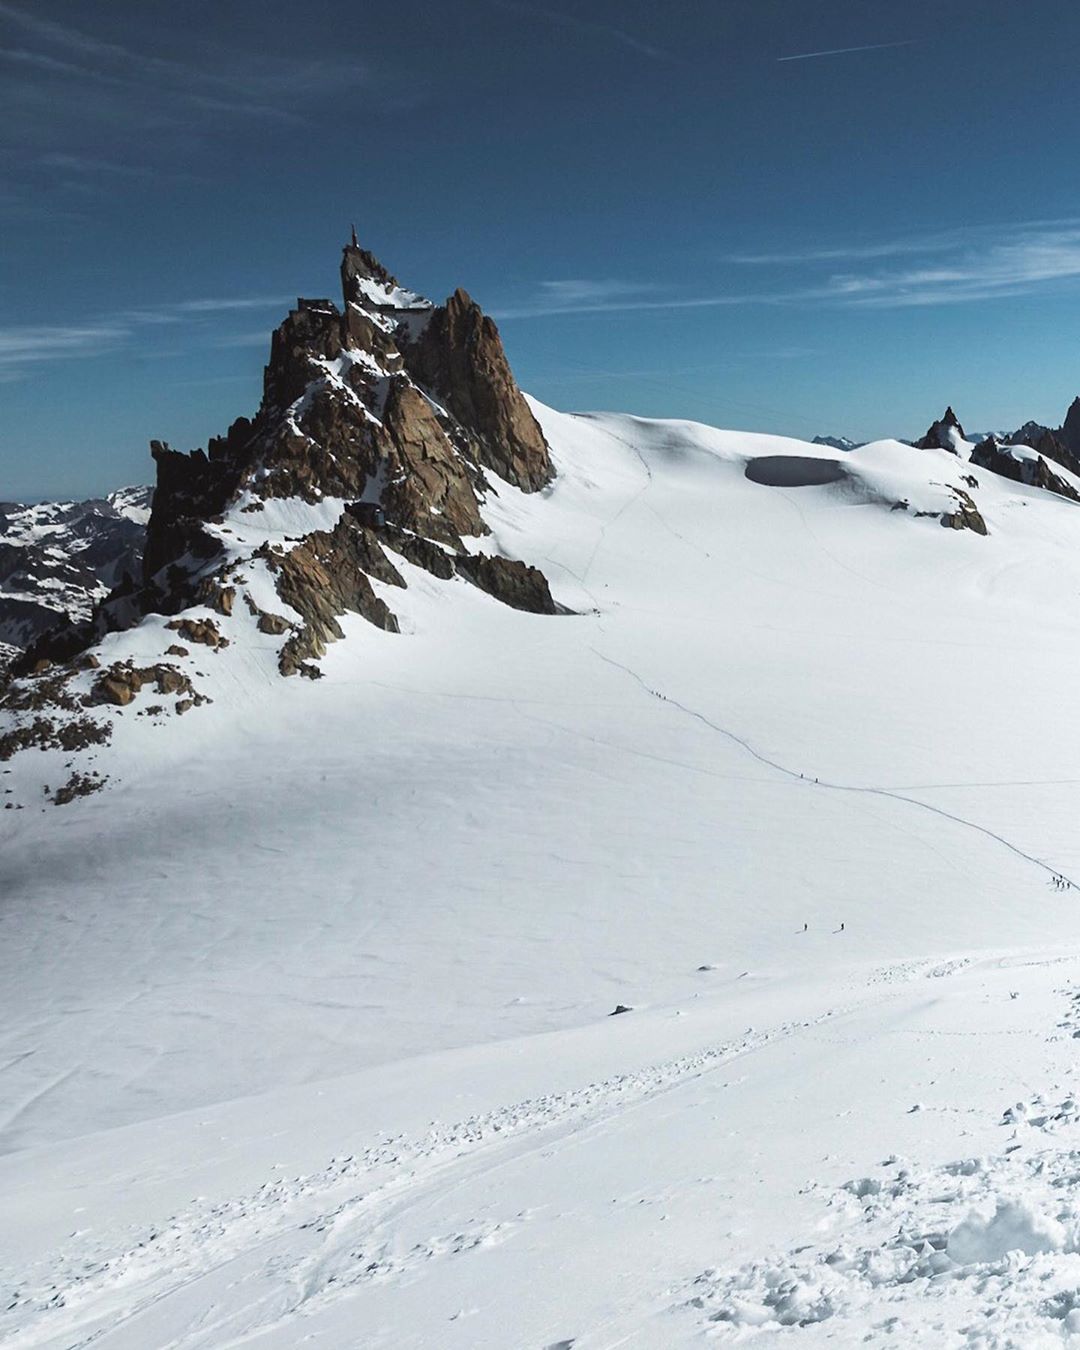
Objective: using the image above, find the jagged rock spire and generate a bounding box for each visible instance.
[916,406,967,454]
[13,235,556,679]
[1060,396,1080,454]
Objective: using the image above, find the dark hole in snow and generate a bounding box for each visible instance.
[744,456,848,488]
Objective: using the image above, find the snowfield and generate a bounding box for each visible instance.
[5,403,1080,1346]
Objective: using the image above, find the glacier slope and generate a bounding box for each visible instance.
[4,405,1080,1344]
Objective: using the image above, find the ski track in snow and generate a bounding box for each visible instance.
[2,993,893,1349]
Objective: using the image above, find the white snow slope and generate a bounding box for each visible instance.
[6,406,1080,1347]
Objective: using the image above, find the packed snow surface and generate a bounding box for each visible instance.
[5,406,1080,1346]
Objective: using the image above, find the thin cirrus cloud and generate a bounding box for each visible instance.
[10,226,1080,374]
[490,0,677,62]
[0,298,292,376]
[0,0,373,135]
[496,223,1080,319]
[777,40,915,63]
[492,283,779,320]
[40,153,200,181]
[778,222,1080,307]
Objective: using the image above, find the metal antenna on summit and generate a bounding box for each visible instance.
[350,224,359,248]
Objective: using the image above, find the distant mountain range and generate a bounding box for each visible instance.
[0,487,151,668]
[811,435,862,452]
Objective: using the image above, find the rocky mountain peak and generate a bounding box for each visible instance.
[1060,396,1080,454]
[137,237,555,589]
[340,242,427,313]
[916,406,968,453]
[6,236,559,722]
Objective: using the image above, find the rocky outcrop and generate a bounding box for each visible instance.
[1061,398,1080,457]
[971,436,1080,504]
[164,617,229,649]
[1004,420,1080,477]
[916,407,967,453]
[90,662,201,708]
[1032,429,1080,477]
[0,667,112,760]
[404,288,554,492]
[379,378,487,544]
[119,240,556,673]
[939,487,988,535]
[455,553,557,613]
[260,516,403,677]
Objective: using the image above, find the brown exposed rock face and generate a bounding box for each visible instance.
[380,380,486,543]
[405,289,554,492]
[256,611,291,636]
[165,617,229,649]
[261,516,403,677]
[91,662,199,707]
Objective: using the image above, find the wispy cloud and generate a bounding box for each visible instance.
[780,222,1080,308]
[537,280,667,307]
[0,296,290,375]
[171,297,293,315]
[778,40,915,63]
[728,231,971,265]
[0,0,373,150]
[492,281,779,320]
[39,151,206,182]
[0,324,129,366]
[491,0,676,61]
[497,222,1080,320]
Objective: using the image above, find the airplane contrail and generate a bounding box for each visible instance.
[778,39,915,62]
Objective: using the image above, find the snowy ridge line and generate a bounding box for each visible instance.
[0,1001,868,1347]
[592,649,1078,887]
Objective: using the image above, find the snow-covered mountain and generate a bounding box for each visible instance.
[0,486,151,669]
[811,433,861,451]
[8,242,1080,1347]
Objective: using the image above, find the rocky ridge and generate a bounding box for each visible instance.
[915,405,1080,507]
[0,238,560,799]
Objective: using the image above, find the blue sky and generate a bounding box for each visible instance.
[5,0,1080,498]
